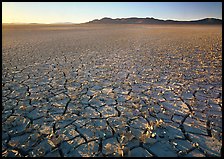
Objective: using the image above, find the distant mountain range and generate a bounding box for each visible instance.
[86,17,222,25]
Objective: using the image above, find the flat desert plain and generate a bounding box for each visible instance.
[2,24,222,157]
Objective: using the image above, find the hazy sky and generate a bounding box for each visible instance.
[2,2,222,24]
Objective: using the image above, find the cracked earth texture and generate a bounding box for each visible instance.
[2,24,222,157]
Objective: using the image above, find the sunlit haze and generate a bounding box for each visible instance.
[2,2,222,24]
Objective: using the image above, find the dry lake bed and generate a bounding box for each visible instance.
[2,24,222,157]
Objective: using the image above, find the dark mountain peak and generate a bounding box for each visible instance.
[101,17,112,20]
[86,17,222,25]
[146,17,155,19]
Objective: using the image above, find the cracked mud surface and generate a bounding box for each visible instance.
[2,24,222,157]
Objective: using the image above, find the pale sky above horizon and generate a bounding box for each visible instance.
[2,2,222,24]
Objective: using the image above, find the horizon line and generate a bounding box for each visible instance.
[2,16,222,25]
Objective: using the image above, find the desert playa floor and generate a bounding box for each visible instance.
[2,24,222,157]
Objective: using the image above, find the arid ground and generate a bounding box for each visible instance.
[2,24,222,157]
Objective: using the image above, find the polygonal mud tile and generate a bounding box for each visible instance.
[125,138,140,149]
[17,99,32,108]
[2,131,9,141]
[155,125,183,140]
[77,127,96,140]
[66,149,82,157]
[98,105,117,117]
[150,104,162,113]
[208,102,221,112]
[86,90,94,97]
[131,85,145,93]
[160,101,184,115]
[82,107,100,118]
[156,113,172,123]
[59,141,73,157]
[48,106,65,115]
[66,103,83,114]
[121,90,130,95]
[105,98,117,106]
[207,109,222,117]
[95,126,112,139]
[194,92,209,102]
[2,139,8,153]
[32,117,54,127]
[26,108,45,120]
[162,91,179,101]
[2,99,18,111]
[116,95,126,102]
[130,147,153,157]
[183,118,207,135]
[149,141,178,157]
[89,98,105,108]
[188,133,221,157]
[182,91,194,100]
[116,106,133,117]
[155,96,166,103]
[184,149,206,157]
[129,117,148,130]
[107,116,128,130]
[80,96,90,105]
[92,85,103,90]
[55,119,75,129]
[67,136,86,148]
[172,115,183,123]
[8,90,27,99]
[76,141,99,157]
[175,100,190,114]
[29,139,53,157]
[192,101,207,112]
[51,98,70,107]
[2,110,13,122]
[59,126,79,141]
[39,124,53,135]
[45,149,61,157]
[102,137,119,155]
[30,97,48,106]
[2,149,22,157]
[112,87,122,94]
[102,87,113,94]
[2,88,12,97]
[170,139,193,152]
[91,119,107,127]
[4,116,30,135]
[208,90,221,98]
[129,127,144,139]
[210,128,222,141]
[141,134,158,145]
[74,118,91,128]
[8,133,30,148]
[167,123,185,139]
